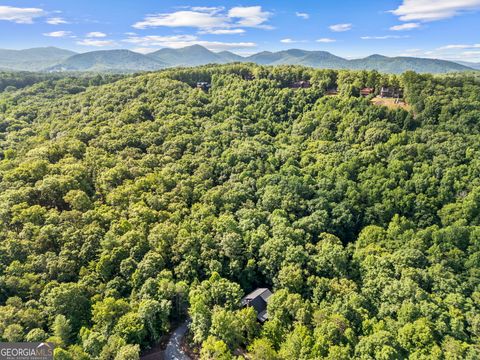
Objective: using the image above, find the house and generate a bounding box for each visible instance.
[326,87,338,95]
[291,81,311,89]
[243,74,255,81]
[241,288,273,323]
[381,87,404,98]
[380,87,393,98]
[360,87,374,97]
[196,82,211,91]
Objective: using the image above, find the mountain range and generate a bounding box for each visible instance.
[0,45,476,74]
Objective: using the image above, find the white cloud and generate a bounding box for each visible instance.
[228,6,272,29]
[437,43,480,50]
[43,31,72,38]
[191,41,257,51]
[77,39,116,47]
[133,10,228,29]
[123,35,198,46]
[0,5,45,24]
[200,28,245,34]
[391,0,480,22]
[361,35,409,40]
[296,12,309,19]
[280,38,308,44]
[317,38,336,43]
[133,6,272,31]
[463,50,480,56]
[399,46,480,61]
[123,34,256,51]
[329,23,352,32]
[132,47,157,54]
[390,22,420,30]
[190,6,224,13]
[46,17,68,25]
[86,32,107,38]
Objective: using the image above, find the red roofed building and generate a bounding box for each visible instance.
[360,87,374,97]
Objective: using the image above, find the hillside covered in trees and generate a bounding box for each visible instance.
[0,65,479,359]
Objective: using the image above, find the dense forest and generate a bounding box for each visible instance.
[0,64,479,360]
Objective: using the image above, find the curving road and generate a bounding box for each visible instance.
[163,320,191,360]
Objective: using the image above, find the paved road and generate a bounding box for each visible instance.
[164,320,191,360]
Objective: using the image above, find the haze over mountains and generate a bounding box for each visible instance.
[0,47,76,71]
[455,61,480,70]
[0,45,476,74]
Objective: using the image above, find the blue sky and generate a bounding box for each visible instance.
[1,0,480,61]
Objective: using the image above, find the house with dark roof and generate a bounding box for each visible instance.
[291,80,311,89]
[381,86,404,98]
[196,82,211,91]
[326,87,338,95]
[241,288,273,323]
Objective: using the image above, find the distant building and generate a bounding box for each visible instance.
[360,87,375,97]
[381,86,403,98]
[291,81,311,89]
[380,87,393,98]
[243,74,255,81]
[196,82,211,91]
[241,288,273,323]
[326,87,338,95]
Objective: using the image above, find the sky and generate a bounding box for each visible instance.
[1,0,480,62]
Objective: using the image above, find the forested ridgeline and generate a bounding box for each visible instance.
[0,64,479,359]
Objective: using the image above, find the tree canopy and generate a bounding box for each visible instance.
[0,64,479,359]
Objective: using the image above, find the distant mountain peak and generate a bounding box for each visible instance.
[184,44,207,49]
[366,54,388,60]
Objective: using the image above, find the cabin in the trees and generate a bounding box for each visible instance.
[326,87,338,95]
[196,82,211,92]
[360,87,374,97]
[243,74,255,81]
[291,80,311,89]
[241,288,273,323]
[380,86,403,98]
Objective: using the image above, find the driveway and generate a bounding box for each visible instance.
[163,320,191,360]
[140,320,191,360]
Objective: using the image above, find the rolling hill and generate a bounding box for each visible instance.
[48,50,166,72]
[348,54,472,73]
[147,44,243,66]
[246,49,349,68]
[244,49,472,73]
[0,45,476,73]
[0,47,77,71]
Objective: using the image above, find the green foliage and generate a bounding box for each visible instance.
[0,65,479,358]
[189,273,243,344]
[200,336,233,360]
[247,338,278,360]
[52,314,73,346]
[114,344,140,360]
